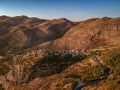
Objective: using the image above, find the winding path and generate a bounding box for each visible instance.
[0,49,111,89]
[75,51,110,90]
[75,82,86,90]
[13,56,26,83]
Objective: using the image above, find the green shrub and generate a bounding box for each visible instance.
[66,65,105,82]
[101,48,120,81]
[0,64,10,75]
[28,54,85,79]
[81,65,105,82]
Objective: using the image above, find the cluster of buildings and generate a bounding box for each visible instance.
[24,49,88,58]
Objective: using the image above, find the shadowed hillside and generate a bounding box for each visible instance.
[0,16,74,55]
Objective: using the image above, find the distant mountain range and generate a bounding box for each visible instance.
[0,16,120,53]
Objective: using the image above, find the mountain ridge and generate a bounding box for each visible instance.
[0,15,120,90]
[0,16,120,52]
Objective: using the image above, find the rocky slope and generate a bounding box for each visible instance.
[0,16,73,53]
[0,16,120,52]
[40,17,120,50]
[0,16,120,90]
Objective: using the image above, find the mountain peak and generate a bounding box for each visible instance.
[101,17,111,20]
[57,18,72,22]
[14,15,28,19]
[0,15,10,19]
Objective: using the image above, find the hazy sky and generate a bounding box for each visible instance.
[0,0,120,21]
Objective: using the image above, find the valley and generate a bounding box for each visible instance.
[0,16,120,90]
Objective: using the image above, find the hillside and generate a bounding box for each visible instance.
[40,17,120,50]
[0,16,120,52]
[0,16,120,90]
[0,16,73,55]
[0,46,120,90]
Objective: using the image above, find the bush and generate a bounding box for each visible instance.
[0,64,10,75]
[101,48,120,81]
[66,65,105,82]
[28,54,85,79]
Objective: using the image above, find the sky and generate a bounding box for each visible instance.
[0,0,120,21]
